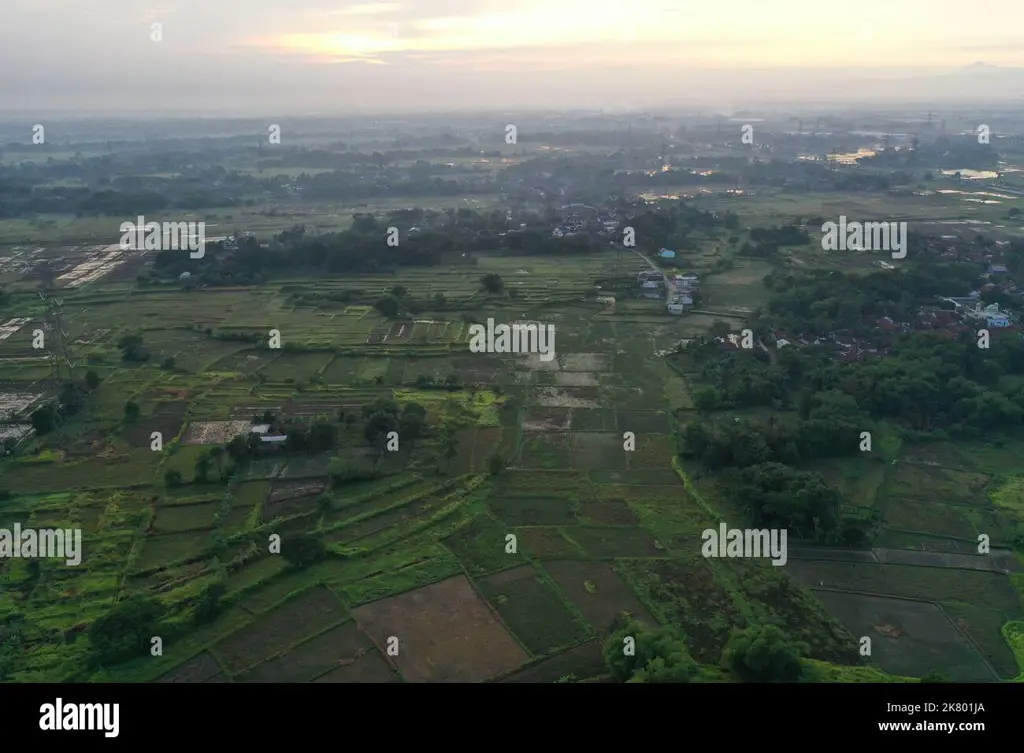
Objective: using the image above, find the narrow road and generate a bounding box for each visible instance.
[633,249,675,305]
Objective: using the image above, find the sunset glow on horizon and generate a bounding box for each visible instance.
[2,0,1021,113]
[240,0,1024,69]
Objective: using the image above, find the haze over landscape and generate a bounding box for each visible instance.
[3,0,1024,114]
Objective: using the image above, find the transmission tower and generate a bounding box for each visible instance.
[39,291,75,391]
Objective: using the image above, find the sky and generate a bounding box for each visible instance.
[1,0,1021,114]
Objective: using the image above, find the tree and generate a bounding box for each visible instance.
[164,469,184,488]
[117,333,149,362]
[709,319,732,339]
[87,596,163,664]
[733,463,841,539]
[30,404,57,435]
[374,296,400,318]
[226,435,250,462]
[307,421,338,454]
[603,619,698,683]
[123,401,140,422]
[365,411,398,445]
[398,402,427,444]
[362,398,399,419]
[439,427,459,471]
[160,357,176,370]
[480,273,504,294]
[192,583,226,624]
[209,446,226,479]
[692,387,719,412]
[632,656,702,683]
[722,624,805,682]
[283,429,306,453]
[58,382,87,418]
[488,452,504,475]
[84,370,101,390]
[195,452,212,483]
[920,671,950,683]
[281,533,327,569]
[797,389,813,420]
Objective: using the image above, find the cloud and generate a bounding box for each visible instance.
[313,56,390,64]
[2,0,1023,113]
[327,3,403,15]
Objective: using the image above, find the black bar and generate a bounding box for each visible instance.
[1,682,1007,743]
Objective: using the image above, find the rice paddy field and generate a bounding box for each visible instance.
[1,206,1022,684]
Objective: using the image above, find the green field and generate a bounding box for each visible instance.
[2,181,1022,685]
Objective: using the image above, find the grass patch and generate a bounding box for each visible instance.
[477,565,592,656]
[442,513,525,576]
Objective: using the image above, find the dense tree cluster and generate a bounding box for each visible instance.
[603,619,699,683]
[680,390,865,469]
[142,202,748,286]
[601,618,810,683]
[360,398,427,448]
[722,624,807,682]
[731,462,842,539]
[679,266,1024,439]
[760,264,986,337]
[87,596,164,666]
[738,223,810,258]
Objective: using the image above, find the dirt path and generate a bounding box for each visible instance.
[633,249,675,304]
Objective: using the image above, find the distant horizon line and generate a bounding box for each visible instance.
[1,98,1021,121]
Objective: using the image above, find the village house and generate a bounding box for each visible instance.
[875,316,900,333]
[641,280,663,299]
[963,301,1009,326]
[667,293,693,315]
[674,273,700,290]
[988,312,1011,328]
